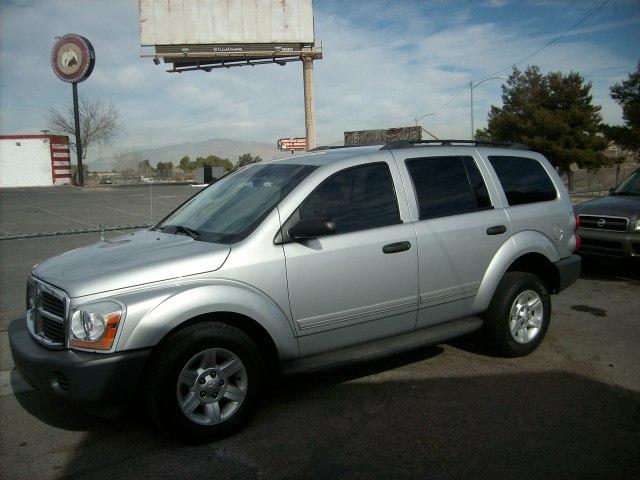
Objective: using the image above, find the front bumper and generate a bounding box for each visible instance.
[554,255,581,293]
[577,228,640,258]
[9,317,150,403]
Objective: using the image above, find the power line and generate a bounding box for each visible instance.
[438,83,470,110]
[439,0,610,114]
[422,0,611,117]
[480,0,611,80]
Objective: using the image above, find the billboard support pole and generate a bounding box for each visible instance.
[72,82,84,187]
[302,52,316,150]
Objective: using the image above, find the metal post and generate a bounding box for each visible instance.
[302,55,316,150]
[470,80,474,140]
[72,82,84,187]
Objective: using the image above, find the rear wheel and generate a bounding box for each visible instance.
[484,272,551,357]
[144,322,264,442]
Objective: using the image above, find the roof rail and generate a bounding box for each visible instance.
[308,145,352,152]
[379,139,529,150]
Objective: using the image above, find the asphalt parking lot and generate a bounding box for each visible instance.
[0,186,638,480]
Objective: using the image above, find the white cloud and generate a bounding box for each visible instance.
[0,0,638,159]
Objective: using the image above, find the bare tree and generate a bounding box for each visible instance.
[47,98,123,161]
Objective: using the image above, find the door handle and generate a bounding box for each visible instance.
[486,225,507,235]
[383,241,411,254]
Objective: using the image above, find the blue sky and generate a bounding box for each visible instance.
[1,0,639,161]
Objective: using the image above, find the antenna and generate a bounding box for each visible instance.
[148,127,153,226]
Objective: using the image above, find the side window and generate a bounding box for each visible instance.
[488,156,557,206]
[298,163,401,234]
[406,156,492,220]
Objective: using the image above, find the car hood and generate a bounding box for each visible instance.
[33,229,231,298]
[574,195,640,220]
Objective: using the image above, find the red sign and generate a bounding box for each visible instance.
[277,137,307,151]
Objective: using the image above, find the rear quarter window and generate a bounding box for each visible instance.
[405,156,492,220]
[488,156,557,206]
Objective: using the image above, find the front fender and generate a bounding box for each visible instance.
[472,230,561,313]
[117,281,299,361]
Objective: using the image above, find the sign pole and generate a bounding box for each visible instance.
[72,82,84,187]
[51,34,95,187]
[302,51,316,150]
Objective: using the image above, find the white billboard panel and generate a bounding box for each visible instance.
[140,0,315,46]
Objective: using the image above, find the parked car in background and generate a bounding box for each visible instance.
[10,140,580,442]
[574,167,640,259]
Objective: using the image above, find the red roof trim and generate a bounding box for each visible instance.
[0,134,70,141]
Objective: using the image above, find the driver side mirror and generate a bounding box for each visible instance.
[289,218,337,241]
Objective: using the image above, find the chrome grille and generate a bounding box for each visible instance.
[579,215,628,232]
[27,279,67,348]
[41,291,65,317]
[40,314,65,343]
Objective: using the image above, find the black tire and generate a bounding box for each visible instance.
[144,322,265,443]
[483,272,551,357]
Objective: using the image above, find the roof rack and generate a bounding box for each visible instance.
[308,145,352,152]
[379,140,530,150]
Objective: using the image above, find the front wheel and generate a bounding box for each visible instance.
[483,272,551,357]
[144,322,264,442]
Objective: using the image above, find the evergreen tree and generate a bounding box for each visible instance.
[602,62,640,161]
[478,66,608,174]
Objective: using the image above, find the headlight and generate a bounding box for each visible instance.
[69,301,123,350]
[634,219,640,232]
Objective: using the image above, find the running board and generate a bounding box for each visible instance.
[281,317,483,375]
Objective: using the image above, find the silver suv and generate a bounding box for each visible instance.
[10,140,581,441]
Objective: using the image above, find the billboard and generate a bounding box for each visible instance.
[140,0,316,67]
[344,126,422,147]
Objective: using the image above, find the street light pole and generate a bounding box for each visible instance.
[414,113,438,140]
[469,76,505,140]
[470,81,474,140]
[414,113,435,126]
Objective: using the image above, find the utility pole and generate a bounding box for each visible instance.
[302,48,316,150]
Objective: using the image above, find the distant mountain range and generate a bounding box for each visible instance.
[90,137,283,170]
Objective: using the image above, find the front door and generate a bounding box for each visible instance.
[282,161,419,356]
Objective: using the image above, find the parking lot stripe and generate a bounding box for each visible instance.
[98,204,151,217]
[37,207,95,227]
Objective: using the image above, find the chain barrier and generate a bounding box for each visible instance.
[569,189,609,204]
[0,224,152,241]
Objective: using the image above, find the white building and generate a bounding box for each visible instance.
[0,134,72,188]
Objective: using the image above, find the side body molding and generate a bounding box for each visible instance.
[118,282,299,361]
[472,230,561,313]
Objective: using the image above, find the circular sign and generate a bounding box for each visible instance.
[51,34,95,83]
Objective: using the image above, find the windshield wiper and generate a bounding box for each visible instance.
[161,224,201,240]
[612,191,640,196]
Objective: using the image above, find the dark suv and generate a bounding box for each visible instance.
[574,167,640,259]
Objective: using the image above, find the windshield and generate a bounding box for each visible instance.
[612,168,640,196]
[158,163,317,244]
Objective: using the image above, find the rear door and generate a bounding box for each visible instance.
[393,150,511,328]
[282,160,419,356]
